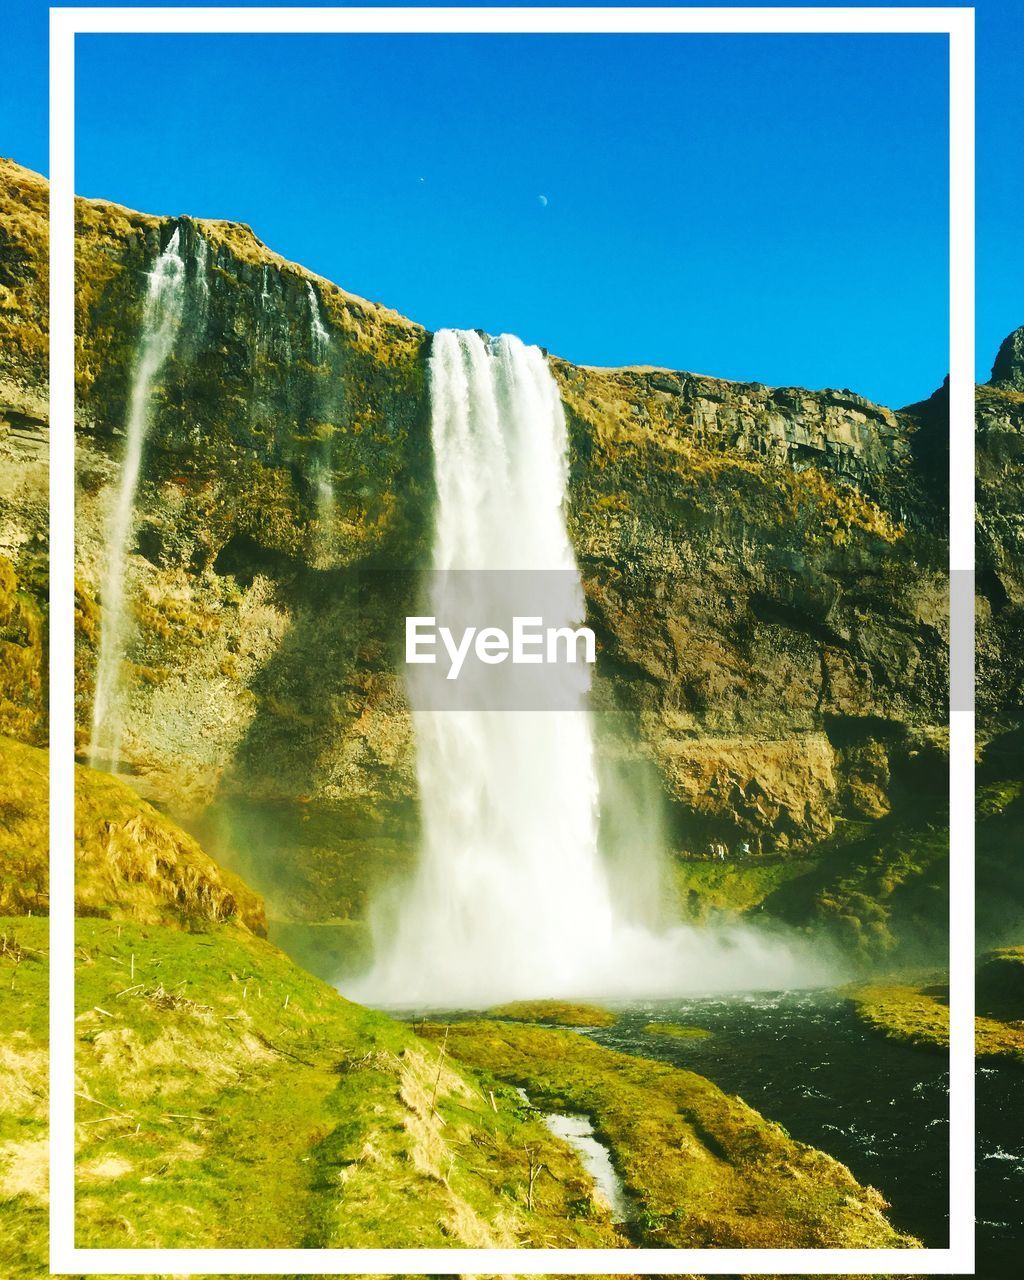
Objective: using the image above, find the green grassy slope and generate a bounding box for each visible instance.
[847,975,1024,1066]
[0,921,47,1279]
[0,915,621,1258]
[73,916,622,1250]
[423,1019,919,1251]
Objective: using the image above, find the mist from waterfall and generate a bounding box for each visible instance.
[351,330,835,1008]
[89,230,187,771]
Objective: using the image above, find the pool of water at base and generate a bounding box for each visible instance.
[593,991,953,1244]
[587,990,1024,1270]
[403,988,1021,1268]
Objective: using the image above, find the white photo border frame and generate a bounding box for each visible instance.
[49,6,975,1275]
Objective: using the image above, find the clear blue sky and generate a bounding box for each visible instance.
[4,3,1022,409]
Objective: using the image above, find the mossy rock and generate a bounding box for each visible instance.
[762,815,950,963]
[488,999,617,1028]
[642,1022,712,1040]
[845,980,951,1052]
[0,556,45,746]
[847,977,1024,1066]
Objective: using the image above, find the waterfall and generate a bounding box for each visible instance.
[352,329,833,1007]
[88,229,187,771]
[304,281,336,559]
[354,330,619,1003]
[312,455,337,566]
[307,281,330,362]
[192,232,210,327]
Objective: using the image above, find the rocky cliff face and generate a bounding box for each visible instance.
[976,334,1024,735]
[557,356,948,852]
[2,157,1015,961]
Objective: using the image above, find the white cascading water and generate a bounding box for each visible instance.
[304,281,336,560]
[89,230,187,771]
[352,330,834,1007]
[307,281,330,362]
[194,233,210,330]
[313,455,337,565]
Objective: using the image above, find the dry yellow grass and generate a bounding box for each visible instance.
[0,556,45,745]
[0,734,266,931]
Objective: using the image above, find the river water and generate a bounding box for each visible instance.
[586,989,1022,1269]
[410,987,1020,1264]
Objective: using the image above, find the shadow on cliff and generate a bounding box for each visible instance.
[198,519,431,934]
[758,727,952,969]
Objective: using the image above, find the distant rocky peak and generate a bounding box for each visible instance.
[990,325,1024,392]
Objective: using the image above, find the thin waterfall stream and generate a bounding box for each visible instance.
[306,280,330,361]
[89,230,188,770]
[304,280,337,562]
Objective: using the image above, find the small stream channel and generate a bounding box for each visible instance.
[514,1087,632,1223]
